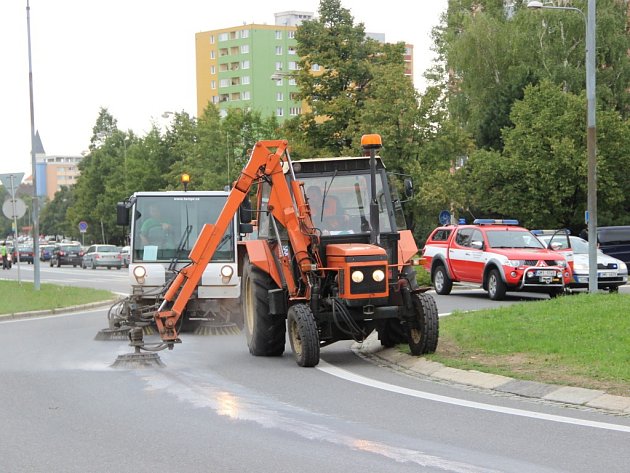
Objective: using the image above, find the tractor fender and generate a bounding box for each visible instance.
[239,239,283,289]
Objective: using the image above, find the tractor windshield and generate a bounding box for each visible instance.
[302,173,393,235]
[132,195,234,263]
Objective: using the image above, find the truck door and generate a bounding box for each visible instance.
[460,229,485,283]
[448,228,473,281]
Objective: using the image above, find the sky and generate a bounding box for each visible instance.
[1,0,448,178]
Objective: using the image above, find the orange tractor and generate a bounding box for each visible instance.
[125,135,438,367]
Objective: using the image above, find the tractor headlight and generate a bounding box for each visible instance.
[351,270,364,283]
[372,269,385,282]
[133,265,147,284]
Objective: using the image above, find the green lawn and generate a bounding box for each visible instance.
[0,280,114,315]
[420,293,630,395]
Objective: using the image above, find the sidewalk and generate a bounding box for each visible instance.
[353,331,630,416]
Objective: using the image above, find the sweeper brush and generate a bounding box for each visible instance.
[110,327,165,369]
[193,322,241,336]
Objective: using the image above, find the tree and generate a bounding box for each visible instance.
[294,0,407,155]
[436,0,630,150]
[39,186,75,238]
[456,80,630,230]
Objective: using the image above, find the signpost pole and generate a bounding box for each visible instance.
[9,175,21,284]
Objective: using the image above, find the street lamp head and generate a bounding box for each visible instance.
[527,1,544,9]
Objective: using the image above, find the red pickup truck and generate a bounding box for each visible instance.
[421,219,571,300]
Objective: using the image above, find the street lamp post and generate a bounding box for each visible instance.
[527,0,598,294]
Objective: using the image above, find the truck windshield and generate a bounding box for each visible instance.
[301,173,393,234]
[132,195,234,263]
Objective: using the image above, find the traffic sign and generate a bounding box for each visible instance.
[2,198,26,219]
[79,221,88,233]
[0,173,25,198]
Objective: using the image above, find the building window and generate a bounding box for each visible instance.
[275,62,283,71]
[276,108,284,117]
[275,31,282,40]
[210,35,215,44]
[276,92,284,101]
[288,61,298,70]
[276,78,283,86]
[240,44,249,54]
[288,78,297,86]
[218,32,228,42]
[275,46,283,55]
[212,96,219,104]
[242,60,250,69]
[220,78,230,88]
[241,29,249,39]
[311,64,320,71]
[288,47,297,55]
[287,30,296,39]
[242,75,250,85]
[210,50,215,59]
[243,91,250,100]
[211,80,216,89]
[210,65,216,74]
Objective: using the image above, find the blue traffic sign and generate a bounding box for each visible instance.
[79,221,88,233]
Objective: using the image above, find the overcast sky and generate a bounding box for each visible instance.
[1,0,448,178]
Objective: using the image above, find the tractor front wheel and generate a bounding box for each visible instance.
[242,257,285,357]
[287,304,320,367]
[407,293,439,356]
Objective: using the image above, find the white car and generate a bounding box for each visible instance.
[537,233,628,292]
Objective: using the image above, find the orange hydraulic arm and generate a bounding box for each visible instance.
[155,139,318,344]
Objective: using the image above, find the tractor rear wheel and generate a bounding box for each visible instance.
[242,257,285,357]
[287,303,320,367]
[407,293,439,355]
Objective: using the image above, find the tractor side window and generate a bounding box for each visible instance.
[257,182,272,239]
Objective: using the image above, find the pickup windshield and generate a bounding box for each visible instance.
[486,230,544,249]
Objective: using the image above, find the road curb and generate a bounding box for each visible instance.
[353,332,630,416]
[0,298,118,321]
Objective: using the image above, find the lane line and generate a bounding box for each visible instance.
[317,361,630,433]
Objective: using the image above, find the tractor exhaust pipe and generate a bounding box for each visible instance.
[362,135,383,246]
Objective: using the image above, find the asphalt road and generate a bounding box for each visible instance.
[1,265,629,472]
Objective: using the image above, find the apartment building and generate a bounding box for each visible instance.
[195,11,315,122]
[195,11,414,121]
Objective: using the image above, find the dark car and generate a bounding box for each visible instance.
[18,245,34,264]
[50,243,84,267]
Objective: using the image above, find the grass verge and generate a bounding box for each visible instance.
[0,280,114,315]
[415,293,630,396]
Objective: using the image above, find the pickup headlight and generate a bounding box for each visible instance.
[619,262,628,275]
[506,260,525,267]
[573,262,588,271]
[555,260,567,268]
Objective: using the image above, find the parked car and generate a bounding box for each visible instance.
[421,219,571,300]
[120,245,130,268]
[596,226,630,266]
[50,243,84,267]
[536,231,628,293]
[81,244,123,269]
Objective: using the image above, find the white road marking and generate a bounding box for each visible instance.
[317,361,630,433]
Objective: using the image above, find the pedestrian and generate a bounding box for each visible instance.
[0,242,8,270]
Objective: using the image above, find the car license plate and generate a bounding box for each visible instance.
[598,271,616,278]
[534,270,556,277]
